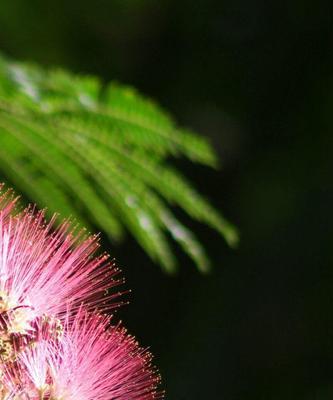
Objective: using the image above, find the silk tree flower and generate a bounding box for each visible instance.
[0,185,163,399]
[10,309,163,400]
[0,186,122,341]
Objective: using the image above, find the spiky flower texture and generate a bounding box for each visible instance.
[0,185,162,400]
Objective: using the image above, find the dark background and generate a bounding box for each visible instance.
[0,1,332,398]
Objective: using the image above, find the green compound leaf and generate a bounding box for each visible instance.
[0,53,238,273]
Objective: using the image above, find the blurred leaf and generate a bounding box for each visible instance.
[0,53,238,272]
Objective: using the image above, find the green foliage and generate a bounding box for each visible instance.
[0,53,238,273]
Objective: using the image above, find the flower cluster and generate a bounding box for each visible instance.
[0,185,162,400]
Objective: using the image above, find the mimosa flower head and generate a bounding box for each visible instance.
[17,309,163,400]
[0,185,122,339]
[0,185,163,400]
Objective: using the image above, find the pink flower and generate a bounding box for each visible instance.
[0,185,163,400]
[0,186,122,335]
[16,309,163,400]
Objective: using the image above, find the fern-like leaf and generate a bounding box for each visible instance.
[0,53,238,272]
